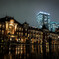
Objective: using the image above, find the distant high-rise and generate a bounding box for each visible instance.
[50,22,59,32]
[37,11,50,29]
[57,23,59,28]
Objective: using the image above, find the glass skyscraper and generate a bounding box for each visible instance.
[37,11,59,32]
[50,22,59,32]
[37,11,50,29]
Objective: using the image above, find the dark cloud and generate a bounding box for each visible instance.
[0,0,59,27]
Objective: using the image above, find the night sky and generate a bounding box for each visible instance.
[0,0,59,27]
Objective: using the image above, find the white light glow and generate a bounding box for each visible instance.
[37,11,50,15]
[58,36,59,38]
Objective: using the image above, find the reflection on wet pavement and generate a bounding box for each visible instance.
[0,44,59,59]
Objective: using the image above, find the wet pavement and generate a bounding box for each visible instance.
[0,44,59,59]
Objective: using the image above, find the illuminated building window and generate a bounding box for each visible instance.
[19,27,21,31]
[25,29,27,31]
[41,32,43,34]
[30,30,32,33]
[6,21,9,30]
[28,34,29,37]
[22,28,23,31]
[25,33,27,36]
[21,33,23,36]
[29,34,32,37]
[36,35,39,37]
[36,31,39,34]
[33,30,35,33]
[0,24,1,28]
[17,32,18,34]
[2,24,5,28]
[14,23,17,31]
[16,28,18,31]
[19,32,20,35]
[2,30,4,34]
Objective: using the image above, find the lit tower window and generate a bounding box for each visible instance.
[6,21,9,30]
[14,23,18,31]
[0,24,1,28]
[9,19,14,26]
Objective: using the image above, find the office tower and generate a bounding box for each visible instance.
[50,22,58,32]
[37,11,50,29]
